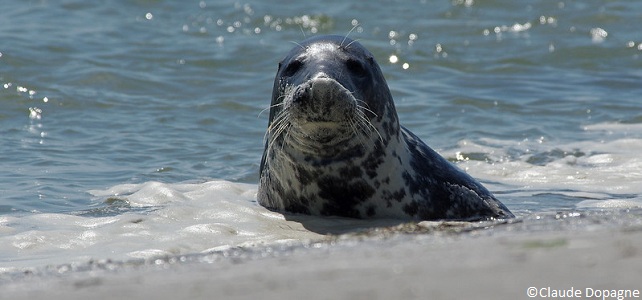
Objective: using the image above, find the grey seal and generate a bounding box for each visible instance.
[258,35,513,221]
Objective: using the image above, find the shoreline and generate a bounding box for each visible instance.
[2,210,642,300]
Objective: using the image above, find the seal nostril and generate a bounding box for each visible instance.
[292,85,311,104]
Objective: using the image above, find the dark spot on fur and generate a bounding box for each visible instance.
[381,121,391,141]
[339,165,362,178]
[383,187,406,202]
[382,187,406,207]
[392,150,402,164]
[366,205,376,217]
[296,165,315,186]
[362,141,385,179]
[318,176,375,218]
[403,201,419,217]
[402,171,419,195]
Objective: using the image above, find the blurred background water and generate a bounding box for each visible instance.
[1,0,642,270]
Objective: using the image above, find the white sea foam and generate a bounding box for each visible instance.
[448,122,642,211]
[456,138,642,193]
[0,181,325,272]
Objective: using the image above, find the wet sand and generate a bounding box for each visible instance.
[3,212,642,300]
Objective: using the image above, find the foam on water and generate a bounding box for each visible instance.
[449,122,642,213]
[0,181,324,272]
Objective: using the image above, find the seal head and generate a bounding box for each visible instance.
[258,35,513,221]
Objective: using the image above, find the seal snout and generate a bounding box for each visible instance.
[285,76,358,145]
[290,76,356,123]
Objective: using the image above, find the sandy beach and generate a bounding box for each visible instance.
[3,211,642,300]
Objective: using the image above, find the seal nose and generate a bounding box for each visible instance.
[292,84,311,105]
[291,73,329,105]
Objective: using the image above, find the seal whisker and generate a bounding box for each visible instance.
[265,110,290,147]
[268,121,290,150]
[265,109,285,134]
[352,116,375,144]
[289,41,306,50]
[355,99,378,118]
[258,101,286,118]
[348,118,369,149]
[278,130,291,153]
[344,38,362,50]
[355,100,383,142]
[267,121,290,155]
[268,112,289,138]
[355,108,384,143]
[341,23,360,48]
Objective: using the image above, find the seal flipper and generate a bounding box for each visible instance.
[400,126,514,220]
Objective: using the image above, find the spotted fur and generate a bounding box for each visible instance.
[258,35,513,221]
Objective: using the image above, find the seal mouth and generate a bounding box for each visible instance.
[296,121,347,144]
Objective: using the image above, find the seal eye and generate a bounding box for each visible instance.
[346,59,366,77]
[282,60,303,77]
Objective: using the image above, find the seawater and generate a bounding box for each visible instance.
[1,0,642,271]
